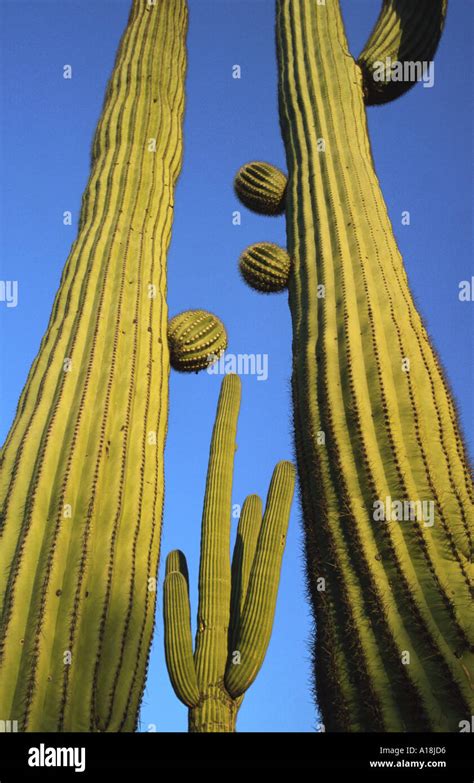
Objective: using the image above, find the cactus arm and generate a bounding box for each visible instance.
[358,0,448,105]
[228,494,262,654]
[163,551,200,708]
[225,461,295,698]
[0,0,187,731]
[274,0,473,731]
[193,374,242,689]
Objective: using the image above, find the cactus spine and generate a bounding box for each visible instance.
[237,0,472,731]
[163,374,295,731]
[0,0,187,731]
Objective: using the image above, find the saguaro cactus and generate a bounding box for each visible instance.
[0,0,187,731]
[235,0,473,731]
[163,374,295,731]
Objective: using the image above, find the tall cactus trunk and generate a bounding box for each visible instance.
[188,687,238,734]
[276,0,473,731]
[0,0,187,731]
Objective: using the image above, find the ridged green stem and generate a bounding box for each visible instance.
[163,375,295,731]
[0,0,187,731]
[274,0,472,731]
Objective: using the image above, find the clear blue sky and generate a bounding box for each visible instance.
[0,0,472,732]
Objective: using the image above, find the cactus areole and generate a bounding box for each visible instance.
[273,0,472,731]
[0,0,187,731]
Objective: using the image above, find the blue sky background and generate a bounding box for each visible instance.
[0,0,472,732]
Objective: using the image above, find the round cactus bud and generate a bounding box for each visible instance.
[168,310,227,373]
[234,161,287,216]
[239,242,291,293]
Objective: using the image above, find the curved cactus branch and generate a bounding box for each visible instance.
[358,0,448,105]
[228,494,262,653]
[163,551,200,708]
[225,461,295,698]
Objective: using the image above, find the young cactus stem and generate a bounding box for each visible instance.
[163,375,295,732]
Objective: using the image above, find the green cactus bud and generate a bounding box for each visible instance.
[168,310,227,373]
[239,242,291,292]
[234,161,287,216]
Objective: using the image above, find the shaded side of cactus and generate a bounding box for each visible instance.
[236,0,472,731]
[358,0,448,105]
[276,0,472,732]
[239,242,291,293]
[163,374,295,731]
[168,310,227,373]
[234,161,287,216]
[0,0,188,731]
